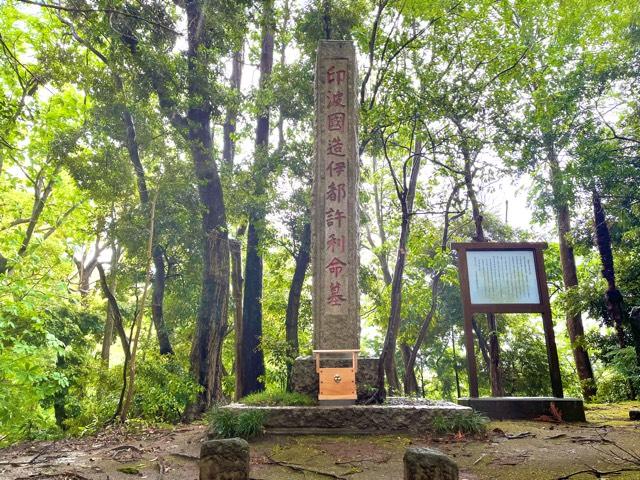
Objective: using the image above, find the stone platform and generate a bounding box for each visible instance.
[458,397,586,422]
[291,356,383,402]
[218,400,472,435]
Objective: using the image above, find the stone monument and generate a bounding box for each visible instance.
[291,39,378,401]
[312,40,360,350]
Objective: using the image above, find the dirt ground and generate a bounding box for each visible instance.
[1,402,639,480]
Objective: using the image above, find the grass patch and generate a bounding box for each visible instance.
[432,411,489,435]
[240,390,316,406]
[208,408,266,440]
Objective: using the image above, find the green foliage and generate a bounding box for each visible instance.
[432,412,489,436]
[241,390,316,407]
[132,352,201,423]
[208,408,266,440]
[592,348,640,403]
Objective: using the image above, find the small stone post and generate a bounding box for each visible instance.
[200,438,250,480]
[404,447,459,480]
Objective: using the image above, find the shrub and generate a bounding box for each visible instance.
[132,352,201,423]
[240,389,316,406]
[432,411,488,435]
[208,408,266,440]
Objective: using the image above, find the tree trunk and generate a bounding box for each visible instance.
[451,326,461,398]
[487,313,504,396]
[455,116,504,397]
[401,342,418,395]
[238,0,274,397]
[404,275,441,394]
[472,317,491,371]
[152,244,173,355]
[121,108,149,204]
[120,191,157,422]
[377,139,422,396]
[223,48,244,166]
[285,222,311,391]
[230,239,244,400]
[184,0,231,413]
[240,223,266,396]
[101,245,121,366]
[592,189,625,347]
[548,147,596,399]
[121,99,173,357]
[629,308,640,368]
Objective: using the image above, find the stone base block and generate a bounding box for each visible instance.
[215,402,472,435]
[404,447,458,480]
[291,355,383,403]
[457,397,586,422]
[200,438,249,480]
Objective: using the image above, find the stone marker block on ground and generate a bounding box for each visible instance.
[630,409,640,421]
[404,447,458,480]
[200,438,249,480]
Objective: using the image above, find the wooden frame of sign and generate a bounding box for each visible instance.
[451,242,563,399]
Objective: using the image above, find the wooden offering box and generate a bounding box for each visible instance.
[313,350,359,402]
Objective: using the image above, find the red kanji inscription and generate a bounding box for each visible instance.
[327,233,346,253]
[326,257,347,278]
[326,182,346,202]
[327,112,345,132]
[327,65,347,85]
[326,160,346,177]
[325,208,346,227]
[327,137,345,156]
[327,91,345,108]
[327,281,346,306]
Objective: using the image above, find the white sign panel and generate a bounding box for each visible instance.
[467,250,540,304]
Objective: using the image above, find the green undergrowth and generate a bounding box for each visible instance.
[432,411,489,435]
[240,390,316,407]
[208,408,267,440]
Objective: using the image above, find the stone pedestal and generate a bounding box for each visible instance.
[217,402,472,435]
[404,447,458,480]
[200,438,249,480]
[291,356,383,402]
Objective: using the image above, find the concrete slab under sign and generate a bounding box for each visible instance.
[457,397,585,422]
[215,400,472,435]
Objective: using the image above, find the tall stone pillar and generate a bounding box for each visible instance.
[312,40,360,350]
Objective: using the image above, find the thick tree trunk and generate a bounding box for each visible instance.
[557,201,597,399]
[238,0,274,397]
[230,239,244,400]
[548,148,596,399]
[285,222,311,391]
[152,245,173,355]
[240,222,266,396]
[184,0,230,413]
[592,189,625,347]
